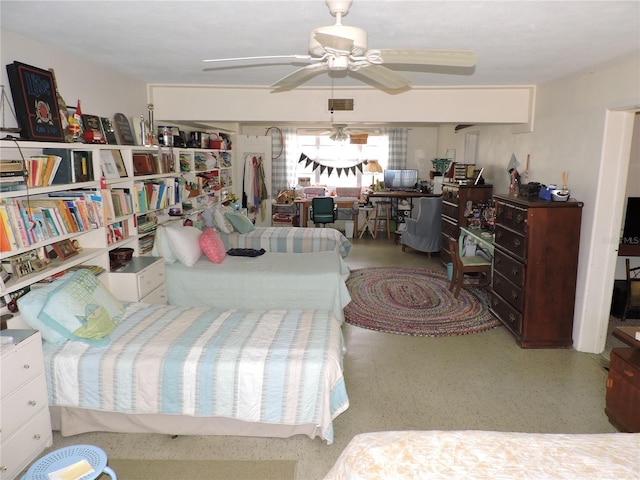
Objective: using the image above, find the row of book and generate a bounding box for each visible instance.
[0,160,27,192]
[0,193,104,252]
[102,187,134,222]
[134,178,181,214]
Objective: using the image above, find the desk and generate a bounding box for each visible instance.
[606,326,640,432]
[368,191,440,230]
[294,198,360,234]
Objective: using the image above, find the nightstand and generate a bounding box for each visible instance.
[108,256,167,303]
[0,330,53,480]
[605,326,640,432]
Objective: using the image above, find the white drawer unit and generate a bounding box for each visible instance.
[108,256,167,303]
[0,330,52,480]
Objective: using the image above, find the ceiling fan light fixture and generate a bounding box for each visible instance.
[330,128,349,143]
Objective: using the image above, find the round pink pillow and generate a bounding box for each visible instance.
[199,228,227,264]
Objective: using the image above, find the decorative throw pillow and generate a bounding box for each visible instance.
[37,269,124,345]
[199,228,227,264]
[164,225,203,266]
[17,276,72,345]
[151,226,177,263]
[225,212,255,234]
[213,205,235,234]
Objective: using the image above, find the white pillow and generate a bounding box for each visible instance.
[164,225,203,266]
[151,226,177,263]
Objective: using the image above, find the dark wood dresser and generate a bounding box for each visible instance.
[440,183,493,264]
[490,194,583,348]
[606,327,640,432]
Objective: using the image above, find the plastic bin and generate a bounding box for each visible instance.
[344,220,354,238]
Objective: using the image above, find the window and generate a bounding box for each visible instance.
[293,134,389,190]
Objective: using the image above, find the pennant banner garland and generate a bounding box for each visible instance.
[298,152,371,177]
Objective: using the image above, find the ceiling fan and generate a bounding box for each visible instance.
[298,123,377,143]
[203,0,476,92]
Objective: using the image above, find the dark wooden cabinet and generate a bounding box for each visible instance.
[440,183,493,264]
[490,194,583,348]
[606,347,640,432]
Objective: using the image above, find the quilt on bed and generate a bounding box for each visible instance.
[323,430,640,479]
[219,227,352,257]
[43,303,349,444]
[166,251,351,322]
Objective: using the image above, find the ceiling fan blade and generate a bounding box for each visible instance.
[379,49,476,67]
[203,54,312,64]
[314,31,354,53]
[271,63,329,90]
[354,64,411,90]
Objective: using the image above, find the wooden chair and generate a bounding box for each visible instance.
[448,236,492,298]
[622,258,640,321]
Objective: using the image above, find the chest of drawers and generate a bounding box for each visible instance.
[490,195,583,348]
[1,330,52,480]
[108,256,167,303]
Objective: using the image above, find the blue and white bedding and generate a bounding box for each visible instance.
[43,303,349,444]
[218,227,352,258]
[166,251,351,322]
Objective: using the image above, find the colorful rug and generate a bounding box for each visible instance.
[344,267,500,336]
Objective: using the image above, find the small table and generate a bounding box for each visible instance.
[605,326,640,432]
[358,206,376,238]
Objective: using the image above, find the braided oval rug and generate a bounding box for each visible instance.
[344,267,500,336]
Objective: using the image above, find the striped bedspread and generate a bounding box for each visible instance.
[219,227,352,257]
[43,303,349,444]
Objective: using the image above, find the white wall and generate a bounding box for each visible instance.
[1,31,148,129]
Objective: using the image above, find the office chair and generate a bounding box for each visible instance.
[311,197,337,227]
[622,258,640,321]
[448,236,492,298]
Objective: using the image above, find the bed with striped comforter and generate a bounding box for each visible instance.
[218,226,352,257]
[43,303,349,444]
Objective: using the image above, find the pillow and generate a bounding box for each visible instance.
[213,205,235,233]
[37,269,124,345]
[17,276,71,345]
[199,228,226,264]
[164,225,202,266]
[151,226,177,264]
[225,212,255,234]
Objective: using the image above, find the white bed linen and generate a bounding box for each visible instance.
[166,251,351,322]
[323,430,640,479]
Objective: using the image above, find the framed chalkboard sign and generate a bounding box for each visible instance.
[6,61,65,142]
[113,112,135,145]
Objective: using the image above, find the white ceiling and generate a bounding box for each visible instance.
[2,1,639,91]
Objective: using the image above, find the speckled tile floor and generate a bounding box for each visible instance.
[41,235,620,480]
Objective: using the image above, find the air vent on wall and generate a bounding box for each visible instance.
[328,99,354,112]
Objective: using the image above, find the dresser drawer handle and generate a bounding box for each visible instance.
[496,231,503,239]
[29,400,37,406]
[494,277,501,287]
[492,298,498,306]
[513,239,521,248]
[623,369,635,378]
[1,465,7,472]
[33,433,41,440]
[510,291,518,300]
[511,267,518,276]
[23,363,31,369]
[495,257,501,266]
[515,214,524,223]
[508,313,516,322]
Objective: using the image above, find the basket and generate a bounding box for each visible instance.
[22,444,116,479]
[109,247,134,263]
